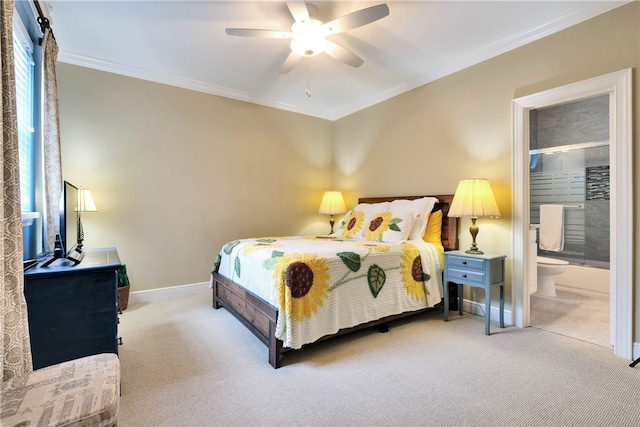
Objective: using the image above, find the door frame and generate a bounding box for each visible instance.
[511,68,633,359]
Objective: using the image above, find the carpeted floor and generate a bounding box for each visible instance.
[117,285,640,426]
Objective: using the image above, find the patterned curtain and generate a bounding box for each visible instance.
[1,0,33,381]
[42,28,62,252]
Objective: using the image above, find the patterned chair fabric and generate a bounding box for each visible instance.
[1,353,120,427]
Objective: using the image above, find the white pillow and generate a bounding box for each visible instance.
[362,211,417,243]
[389,197,438,240]
[354,201,390,213]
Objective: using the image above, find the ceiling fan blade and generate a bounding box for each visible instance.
[280,51,302,74]
[226,28,293,38]
[324,41,364,68]
[287,2,310,23]
[322,4,389,35]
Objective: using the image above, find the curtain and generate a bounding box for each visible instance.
[42,28,62,252]
[1,0,33,381]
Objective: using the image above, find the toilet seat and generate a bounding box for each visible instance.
[537,256,569,266]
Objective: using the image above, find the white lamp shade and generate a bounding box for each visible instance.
[318,191,347,215]
[78,188,98,212]
[448,179,500,218]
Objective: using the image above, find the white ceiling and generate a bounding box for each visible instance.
[46,1,627,121]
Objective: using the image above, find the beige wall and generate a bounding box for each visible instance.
[57,3,638,336]
[58,66,333,290]
[334,2,639,336]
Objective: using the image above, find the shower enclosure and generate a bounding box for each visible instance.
[529,94,610,270]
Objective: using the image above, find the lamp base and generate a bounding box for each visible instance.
[466,217,483,254]
[78,214,85,249]
[465,248,484,255]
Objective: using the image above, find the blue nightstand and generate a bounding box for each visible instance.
[443,250,506,335]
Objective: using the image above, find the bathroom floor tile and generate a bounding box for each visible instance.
[530,285,610,348]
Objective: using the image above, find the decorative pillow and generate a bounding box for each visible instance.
[389,197,438,240]
[362,211,417,243]
[334,209,366,238]
[422,209,444,265]
[354,201,390,213]
[334,202,390,238]
[422,209,443,243]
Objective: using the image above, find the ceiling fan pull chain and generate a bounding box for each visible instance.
[306,60,311,97]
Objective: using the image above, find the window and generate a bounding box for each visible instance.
[13,4,44,259]
[13,16,36,212]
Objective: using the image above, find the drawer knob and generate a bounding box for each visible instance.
[462,274,467,278]
[462,261,467,265]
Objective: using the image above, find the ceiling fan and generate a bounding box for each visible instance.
[225,2,390,74]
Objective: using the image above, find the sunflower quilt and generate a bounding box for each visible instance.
[212,236,443,350]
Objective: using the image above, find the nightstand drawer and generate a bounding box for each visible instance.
[447,267,485,285]
[446,255,485,271]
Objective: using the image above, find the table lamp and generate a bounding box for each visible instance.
[448,179,501,254]
[318,191,346,234]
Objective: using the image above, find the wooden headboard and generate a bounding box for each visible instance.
[358,194,459,251]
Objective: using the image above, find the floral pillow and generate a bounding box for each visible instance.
[335,209,366,238]
[334,201,390,238]
[361,211,417,243]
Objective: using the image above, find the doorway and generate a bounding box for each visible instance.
[528,97,611,347]
[511,69,633,359]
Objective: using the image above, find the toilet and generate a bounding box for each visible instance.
[536,256,569,297]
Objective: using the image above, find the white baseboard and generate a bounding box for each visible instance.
[128,282,209,304]
[462,299,513,326]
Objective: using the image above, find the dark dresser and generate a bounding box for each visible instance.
[24,247,122,369]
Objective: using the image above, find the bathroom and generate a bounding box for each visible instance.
[528,94,611,348]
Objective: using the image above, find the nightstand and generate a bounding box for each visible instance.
[443,250,506,335]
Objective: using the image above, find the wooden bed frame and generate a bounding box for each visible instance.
[212,194,458,368]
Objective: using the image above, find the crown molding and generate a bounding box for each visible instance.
[331,1,628,120]
[56,51,336,121]
[56,1,627,122]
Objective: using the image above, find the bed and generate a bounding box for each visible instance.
[211,195,458,368]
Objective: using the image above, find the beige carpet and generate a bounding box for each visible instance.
[117,285,640,426]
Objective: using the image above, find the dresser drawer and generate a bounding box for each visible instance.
[446,255,485,271]
[447,267,485,285]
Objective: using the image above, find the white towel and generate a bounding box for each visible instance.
[539,204,564,251]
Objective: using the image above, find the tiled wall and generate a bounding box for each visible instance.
[530,95,610,267]
[530,94,609,149]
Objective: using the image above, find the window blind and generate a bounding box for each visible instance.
[13,26,36,212]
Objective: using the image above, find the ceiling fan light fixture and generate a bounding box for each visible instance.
[291,19,322,34]
[290,34,327,57]
[226,2,390,73]
[290,19,327,57]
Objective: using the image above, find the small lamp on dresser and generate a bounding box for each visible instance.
[319,191,346,234]
[448,178,501,254]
